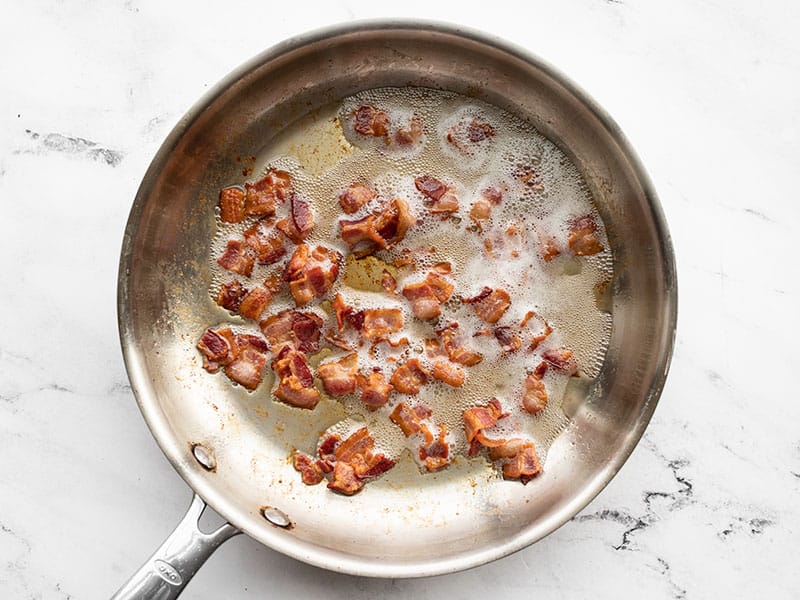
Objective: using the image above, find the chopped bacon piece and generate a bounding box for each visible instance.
[419,425,450,472]
[293,452,324,485]
[217,240,255,277]
[438,327,483,366]
[218,186,245,223]
[334,427,374,463]
[339,198,415,254]
[275,195,314,243]
[512,163,544,193]
[362,308,403,340]
[431,360,465,387]
[353,104,389,137]
[414,175,447,200]
[244,219,286,265]
[523,364,548,415]
[318,434,340,461]
[446,117,496,154]
[502,443,542,483]
[244,169,292,217]
[414,175,459,214]
[465,288,511,324]
[217,280,247,312]
[356,371,393,409]
[424,338,448,359]
[285,244,341,306]
[482,185,505,205]
[238,286,274,321]
[359,455,396,478]
[543,348,578,375]
[568,214,604,256]
[487,438,527,460]
[331,294,365,332]
[390,358,429,395]
[381,270,397,295]
[540,236,561,262]
[529,322,553,351]
[394,115,423,146]
[328,461,363,495]
[463,398,505,444]
[259,309,323,353]
[317,353,358,397]
[223,337,268,390]
[197,328,233,372]
[339,182,376,214]
[389,402,427,437]
[494,327,522,353]
[272,346,320,409]
[402,271,454,320]
[469,198,492,226]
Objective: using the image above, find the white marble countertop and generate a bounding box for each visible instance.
[2,1,798,598]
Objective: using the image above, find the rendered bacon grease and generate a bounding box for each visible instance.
[197,87,612,495]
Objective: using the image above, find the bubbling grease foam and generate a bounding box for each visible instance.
[207,87,613,472]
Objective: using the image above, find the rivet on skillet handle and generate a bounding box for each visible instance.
[111,494,239,600]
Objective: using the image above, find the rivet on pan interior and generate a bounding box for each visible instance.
[191,443,217,472]
[261,506,293,529]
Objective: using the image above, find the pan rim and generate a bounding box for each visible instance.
[117,18,677,578]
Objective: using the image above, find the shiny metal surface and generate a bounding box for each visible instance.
[111,495,239,600]
[117,21,676,579]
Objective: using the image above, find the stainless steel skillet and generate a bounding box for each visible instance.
[114,20,677,599]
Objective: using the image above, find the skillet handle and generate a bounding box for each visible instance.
[111,494,240,600]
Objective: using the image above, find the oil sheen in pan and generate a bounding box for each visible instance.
[207,86,613,472]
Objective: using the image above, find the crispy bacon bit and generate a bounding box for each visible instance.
[331,293,364,332]
[356,371,393,409]
[243,218,286,264]
[318,434,340,461]
[390,402,434,438]
[487,438,527,460]
[381,270,397,295]
[244,169,292,217]
[223,335,268,391]
[568,215,604,256]
[469,199,492,226]
[272,346,319,409]
[540,236,561,262]
[446,117,496,155]
[419,425,450,471]
[353,104,389,137]
[317,353,358,397]
[217,280,247,312]
[414,175,459,215]
[325,427,395,494]
[543,348,578,375]
[523,363,548,415]
[339,198,415,254]
[275,195,315,244]
[197,328,233,372]
[402,271,454,320]
[512,163,544,193]
[218,187,245,223]
[394,115,423,146]
[285,244,341,306]
[259,309,323,353]
[238,286,273,321]
[339,182,376,214]
[390,358,429,395]
[502,443,542,483]
[529,321,553,351]
[293,452,324,485]
[414,175,447,200]
[328,461,363,495]
[463,398,505,445]
[438,327,483,366]
[494,327,522,353]
[424,338,448,359]
[217,240,255,277]
[431,360,465,388]
[464,288,511,324]
[362,308,403,340]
